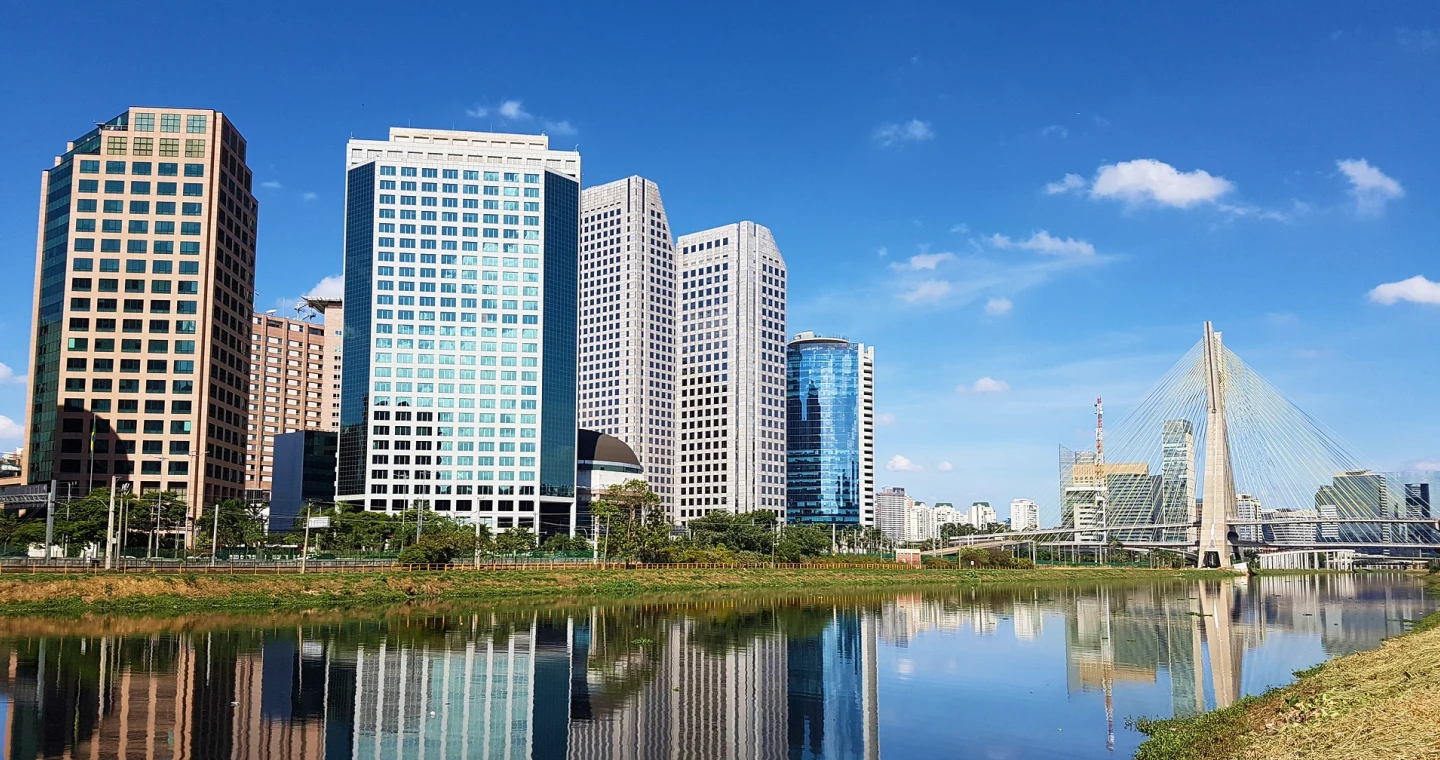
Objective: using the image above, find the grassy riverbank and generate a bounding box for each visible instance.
[0,565,1225,615]
[1135,577,1440,760]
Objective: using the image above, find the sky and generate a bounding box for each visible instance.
[1,2,1437,524]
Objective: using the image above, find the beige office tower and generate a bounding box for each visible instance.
[243,298,344,495]
[674,222,787,521]
[577,177,677,510]
[23,107,256,514]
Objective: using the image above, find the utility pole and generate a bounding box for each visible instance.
[415,499,425,544]
[148,488,161,561]
[301,503,312,575]
[43,480,56,562]
[104,476,117,570]
[210,499,221,567]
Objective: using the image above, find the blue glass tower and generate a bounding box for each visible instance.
[786,334,874,526]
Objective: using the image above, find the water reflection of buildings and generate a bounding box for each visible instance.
[0,605,882,760]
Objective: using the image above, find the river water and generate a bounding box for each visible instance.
[0,574,1432,759]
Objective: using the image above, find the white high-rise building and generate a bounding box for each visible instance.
[674,222,787,521]
[1010,498,1040,532]
[967,501,998,529]
[337,128,582,536]
[876,486,911,540]
[577,177,677,510]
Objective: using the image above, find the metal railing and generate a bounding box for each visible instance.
[0,558,911,575]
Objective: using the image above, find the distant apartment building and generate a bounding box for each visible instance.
[875,486,911,540]
[673,222,787,521]
[23,107,257,514]
[1010,498,1039,532]
[244,298,342,496]
[336,128,580,536]
[577,177,677,510]
[785,332,875,528]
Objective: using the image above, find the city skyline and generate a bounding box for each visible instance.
[2,3,1438,515]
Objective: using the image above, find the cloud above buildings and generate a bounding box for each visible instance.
[984,297,1014,316]
[962,377,1011,393]
[891,252,955,271]
[936,461,955,472]
[0,415,21,441]
[873,119,934,148]
[899,279,953,304]
[466,99,577,136]
[0,363,24,384]
[1368,274,1440,305]
[305,274,344,300]
[986,230,1095,257]
[886,454,923,472]
[1337,159,1404,216]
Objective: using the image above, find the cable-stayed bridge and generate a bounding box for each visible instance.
[1031,322,1439,565]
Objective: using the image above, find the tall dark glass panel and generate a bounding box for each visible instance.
[786,338,861,525]
[337,163,374,498]
[540,171,578,501]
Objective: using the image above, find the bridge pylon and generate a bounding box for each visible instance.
[1198,322,1242,569]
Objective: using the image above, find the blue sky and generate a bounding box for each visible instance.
[1,2,1437,523]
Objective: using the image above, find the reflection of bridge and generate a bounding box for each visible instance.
[1047,322,1440,564]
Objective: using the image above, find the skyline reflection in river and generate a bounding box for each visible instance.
[0,574,1431,759]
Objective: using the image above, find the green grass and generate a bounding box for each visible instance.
[0,566,1230,617]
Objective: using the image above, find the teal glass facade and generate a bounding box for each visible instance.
[786,339,861,526]
[337,162,374,497]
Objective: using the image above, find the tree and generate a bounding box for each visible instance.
[494,526,538,554]
[687,510,777,553]
[196,498,267,553]
[590,479,670,562]
[541,532,591,553]
[775,524,832,562]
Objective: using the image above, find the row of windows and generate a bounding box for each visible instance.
[379,167,540,182]
[72,259,199,274]
[78,161,204,177]
[67,338,195,353]
[376,187,539,205]
[376,218,538,233]
[76,203,202,221]
[56,379,194,394]
[129,113,207,134]
[77,180,205,196]
[69,298,199,313]
[66,318,197,334]
[74,199,199,216]
[73,236,201,253]
[105,136,206,157]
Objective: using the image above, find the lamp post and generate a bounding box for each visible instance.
[210,497,221,567]
[104,476,117,570]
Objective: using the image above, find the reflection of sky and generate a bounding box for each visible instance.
[873,579,1437,760]
[878,613,1133,760]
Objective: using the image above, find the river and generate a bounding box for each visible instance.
[0,573,1432,759]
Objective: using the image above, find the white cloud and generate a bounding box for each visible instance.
[304,274,345,300]
[0,362,25,384]
[1402,457,1440,472]
[1039,125,1068,139]
[1368,275,1440,306]
[873,119,934,148]
[984,297,1013,316]
[891,252,954,271]
[466,100,577,135]
[1337,159,1404,216]
[875,412,896,426]
[963,377,1010,393]
[0,415,21,441]
[886,454,923,472]
[877,247,889,258]
[260,180,282,190]
[1090,159,1233,208]
[1045,173,1086,195]
[936,461,954,472]
[1397,28,1439,51]
[301,191,318,201]
[950,223,969,234]
[498,100,527,119]
[899,279,952,304]
[987,230,1095,257]
[541,119,577,136]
